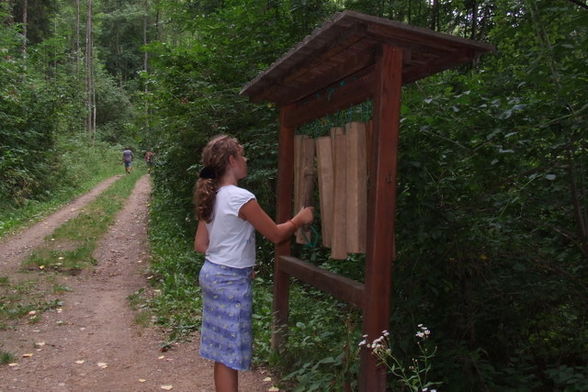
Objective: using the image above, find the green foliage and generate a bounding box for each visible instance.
[10,0,59,45]
[0,135,122,238]
[143,182,204,343]
[139,0,336,218]
[96,1,150,83]
[386,2,588,390]
[0,33,61,205]
[0,1,131,216]
[141,1,588,391]
[6,0,584,390]
[362,326,441,392]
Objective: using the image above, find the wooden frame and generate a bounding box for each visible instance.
[241,11,493,392]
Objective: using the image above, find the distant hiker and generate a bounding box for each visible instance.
[144,151,155,173]
[193,135,313,392]
[122,148,134,174]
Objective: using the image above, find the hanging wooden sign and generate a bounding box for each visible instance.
[345,121,367,254]
[294,135,315,244]
[316,136,334,248]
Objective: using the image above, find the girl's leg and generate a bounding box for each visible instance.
[214,362,238,392]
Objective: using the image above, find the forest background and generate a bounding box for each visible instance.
[0,0,586,391]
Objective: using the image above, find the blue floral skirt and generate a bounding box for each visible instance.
[198,260,253,371]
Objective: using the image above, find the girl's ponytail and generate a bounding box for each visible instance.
[194,177,217,223]
[193,135,242,223]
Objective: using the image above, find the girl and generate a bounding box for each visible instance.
[193,135,313,392]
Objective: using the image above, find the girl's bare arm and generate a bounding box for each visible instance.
[194,220,210,253]
[239,200,312,244]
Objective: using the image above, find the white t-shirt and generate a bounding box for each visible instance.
[205,185,256,269]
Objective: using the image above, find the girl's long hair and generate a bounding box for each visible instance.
[194,135,242,223]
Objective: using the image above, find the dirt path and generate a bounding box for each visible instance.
[0,176,123,276]
[0,175,271,392]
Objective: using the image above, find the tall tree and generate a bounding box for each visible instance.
[75,0,80,75]
[85,0,96,135]
[21,0,26,53]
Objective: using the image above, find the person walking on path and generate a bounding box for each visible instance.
[144,150,155,173]
[122,147,134,174]
[193,135,313,392]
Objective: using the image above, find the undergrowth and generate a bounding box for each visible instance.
[142,183,203,345]
[145,181,365,391]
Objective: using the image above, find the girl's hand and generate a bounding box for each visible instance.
[292,207,314,227]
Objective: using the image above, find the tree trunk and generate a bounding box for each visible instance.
[85,0,95,136]
[470,0,478,39]
[75,0,80,75]
[144,0,148,74]
[144,0,149,130]
[22,0,27,54]
[408,0,412,24]
[154,0,162,41]
[430,0,439,31]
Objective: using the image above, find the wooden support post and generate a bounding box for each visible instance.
[272,105,296,351]
[360,45,403,392]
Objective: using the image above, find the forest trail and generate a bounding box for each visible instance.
[0,176,123,277]
[0,175,269,391]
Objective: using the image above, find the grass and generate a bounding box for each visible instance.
[0,350,15,365]
[22,168,145,273]
[0,276,63,328]
[144,184,363,392]
[138,186,204,343]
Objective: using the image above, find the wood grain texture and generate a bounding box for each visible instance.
[345,121,367,253]
[331,132,348,260]
[316,136,334,248]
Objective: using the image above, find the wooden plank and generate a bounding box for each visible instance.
[345,121,367,253]
[316,136,334,248]
[359,45,403,392]
[366,120,373,176]
[331,132,348,260]
[283,70,375,128]
[272,105,296,352]
[296,137,316,244]
[275,43,376,105]
[293,135,304,223]
[283,24,366,84]
[330,126,344,140]
[302,137,316,209]
[279,256,365,308]
[240,11,493,103]
[403,49,475,84]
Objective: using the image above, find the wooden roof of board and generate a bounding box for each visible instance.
[240,11,494,105]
